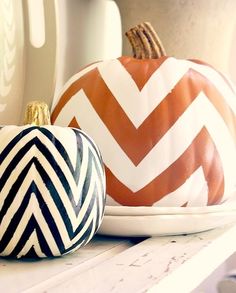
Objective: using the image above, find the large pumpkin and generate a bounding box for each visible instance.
[0,102,105,258]
[51,22,236,207]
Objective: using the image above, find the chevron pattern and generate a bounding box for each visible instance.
[0,125,105,258]
[51,56,236,207]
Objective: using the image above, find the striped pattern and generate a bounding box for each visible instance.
[0,125,105,258]
[51,56,236,207]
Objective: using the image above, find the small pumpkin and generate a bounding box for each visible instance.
[0,101,105,258]
[51,22,236,207]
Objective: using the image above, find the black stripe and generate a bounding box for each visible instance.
[8,216,54,258]
[0,127,38,164]
[0,180,64,256]
[73,128,102,162]
[64,218,94,254]
[39,128,78,178]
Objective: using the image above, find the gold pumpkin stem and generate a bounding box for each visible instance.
[125,22,166,59]
[24,100,51,126]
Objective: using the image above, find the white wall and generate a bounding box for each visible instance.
[0,0,25,125]
[0,0,122,123]
[116,0,236,84]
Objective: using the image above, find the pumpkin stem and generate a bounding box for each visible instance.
[24,100,51,126]
[125,22,166,59]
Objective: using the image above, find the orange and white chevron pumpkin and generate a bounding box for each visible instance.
[51,22,236,207]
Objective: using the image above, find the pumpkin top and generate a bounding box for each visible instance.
[125,22,166,59]
[24,100,51,126]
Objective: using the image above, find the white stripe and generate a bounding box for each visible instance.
[73,129,105,206]
[51,61,102,110]
[81,201,97,245]
[74,132,105,207]
[153,167,208,207]
[43,125,79,171]
[97,58,236,128]
[71,192,97,246]
[75,135,89,206]
[54,91,236,200]
[64,202,97,255]
[80,129,103,157]
[17,230,46,258]
[0,127,37,178]
[189,60,236,113]
[1,194,60,256]
[98,58,188,128]
[75,163,96,224]
[0,125,33,156]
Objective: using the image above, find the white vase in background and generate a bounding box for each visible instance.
[53,0,122,108]
[1,0,122,121]
[82,0,122,65]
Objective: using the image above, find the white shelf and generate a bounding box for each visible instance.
[1,223,236,292]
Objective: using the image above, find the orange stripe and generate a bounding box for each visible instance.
[68,118,224,206]
[105,128,224,206]
[118,56,169,90]
[52,62,236,165]
[51,57,167,120]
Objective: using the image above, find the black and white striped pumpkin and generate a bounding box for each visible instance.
[0,103,105,258]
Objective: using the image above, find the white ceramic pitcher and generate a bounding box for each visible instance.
[0,0,122,123]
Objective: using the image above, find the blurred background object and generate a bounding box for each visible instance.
[0,0,122,124]
[1,0,236,125]
[116,0,236,85]
[0,0,24,124]
[53,0,122,109]
[218,270,236,293]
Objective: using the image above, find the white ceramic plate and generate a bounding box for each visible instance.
[104,200,236,216]
[98,211,236,237]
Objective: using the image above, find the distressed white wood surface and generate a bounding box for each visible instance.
[29,224,236,293]
[1,224,236,293]
[0,236,133,293]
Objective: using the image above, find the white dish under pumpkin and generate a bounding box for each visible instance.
[98,199,236,237]
[104,200,236,216]
[98,210,236,237]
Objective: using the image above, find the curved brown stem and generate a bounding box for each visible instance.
[125,22,166,59]
[24,100,51,126]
